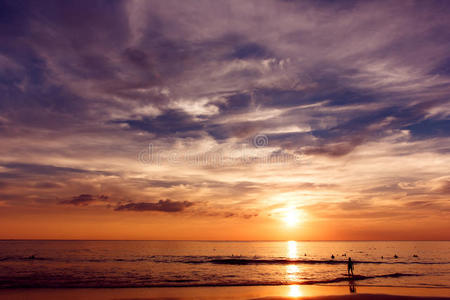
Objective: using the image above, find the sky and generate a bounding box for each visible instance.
[0,0,449,240]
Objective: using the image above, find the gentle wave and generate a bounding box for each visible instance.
[204,258,448,266]
[1,255,448,265]
[0,273,420,288]
[301,273,419,285]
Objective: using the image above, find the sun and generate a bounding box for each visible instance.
[283,210,299,227]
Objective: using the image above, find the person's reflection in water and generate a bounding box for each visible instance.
[349,280,356,293]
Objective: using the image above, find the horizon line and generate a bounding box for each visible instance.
[1,239,449,242]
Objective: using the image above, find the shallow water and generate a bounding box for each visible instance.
[0,241,449,288]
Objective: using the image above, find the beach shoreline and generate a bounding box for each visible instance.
[0,285,449,300]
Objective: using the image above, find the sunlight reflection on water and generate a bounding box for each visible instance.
[287,240,298,259]
[286,264,299,282]
[288,284,303,297]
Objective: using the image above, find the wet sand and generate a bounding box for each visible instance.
[0,285,449,300]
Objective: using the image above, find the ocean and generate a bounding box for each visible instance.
[0,240,449,289]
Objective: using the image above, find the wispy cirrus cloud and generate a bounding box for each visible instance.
[0,0,449,238]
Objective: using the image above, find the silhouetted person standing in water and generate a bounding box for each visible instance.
[347,257,354,276]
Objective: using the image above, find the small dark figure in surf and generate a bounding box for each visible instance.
[331,254,335,259]
[347,257,354,276]
[394,254,398,259]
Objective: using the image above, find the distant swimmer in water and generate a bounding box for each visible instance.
[394,254,398,259]
[413,254,418,258]
[331,254,335,259]
[347,257,354,276]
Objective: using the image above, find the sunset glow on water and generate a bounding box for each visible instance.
[0,240,449,289]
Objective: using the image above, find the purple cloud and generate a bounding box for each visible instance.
[60,194,109,206]
[115,199,194,212]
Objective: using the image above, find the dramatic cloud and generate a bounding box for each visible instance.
[60,194,109,206]
[115,199,194,212]
[0,0,449,239]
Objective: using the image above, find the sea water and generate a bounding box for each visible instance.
[0,240,448,288]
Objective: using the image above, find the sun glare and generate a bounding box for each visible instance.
[283,210,299,227]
